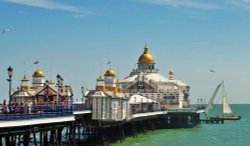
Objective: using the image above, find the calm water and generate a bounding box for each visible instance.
[111,104,250,146]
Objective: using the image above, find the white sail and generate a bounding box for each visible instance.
[222,83,233,114]
[205,83,222,114]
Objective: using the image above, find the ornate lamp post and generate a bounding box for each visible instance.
[7,66,13,104]
[65,85,68,106]
[81,86,85,104]
[56,74,64,105]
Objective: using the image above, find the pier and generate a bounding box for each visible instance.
[0,105,201,146]
[200,118,224,124]
[0,45,203,145]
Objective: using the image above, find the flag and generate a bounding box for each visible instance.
[34,60,39,64]
[107,61,111,65]
[210,69,215,73]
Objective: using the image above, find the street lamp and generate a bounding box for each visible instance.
[7,66,13,104]
[65,85,68,106]
[81,86,85,104]
[56,74,63,104]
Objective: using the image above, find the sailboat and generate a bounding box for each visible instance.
[205,82,241,120]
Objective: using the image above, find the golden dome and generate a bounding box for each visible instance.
[32,69,45,77]
[104,68,116,77]
[138,44,155,64]
[169,70,174,75]
[97,76,104,81]
[21,75,29,81]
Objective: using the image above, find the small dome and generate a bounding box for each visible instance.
[21,75,29,81]
[32,69,45,77]
[138,44,155,64]
[169,70,174,75]
[97,76,104,81]
[105,68,116,77]
[49,80,54,85]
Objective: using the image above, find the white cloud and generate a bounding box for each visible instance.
[3,0,86,13]
[229,0,250,9]
[72,14,86,18]
[138,0,219,10]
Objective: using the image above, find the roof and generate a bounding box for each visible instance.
[138,44,155,64]
[11,89,35,97]
[11,85,73,98]
[121,72,187,87]
[32,69,45,77]
[86,90,128,99]
[104,68,116,77]
[129,94,157,104]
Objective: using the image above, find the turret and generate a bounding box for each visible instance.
[32,69,45,87]
[169,70,174,80]
[20,75,30,90]
[104,68,117,87]
[96,76,105,90]
[137,44,155,71]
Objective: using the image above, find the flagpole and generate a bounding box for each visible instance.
[99,62,102,77]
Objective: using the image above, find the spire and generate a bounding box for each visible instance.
[21,74,29,81]
[144,42,149,54]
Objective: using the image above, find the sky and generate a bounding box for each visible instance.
[0,0,250,104]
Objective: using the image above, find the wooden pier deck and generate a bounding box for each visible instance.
[0,107,201,146]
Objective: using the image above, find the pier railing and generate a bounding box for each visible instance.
[0,104,92,121]
[0,105,73,121]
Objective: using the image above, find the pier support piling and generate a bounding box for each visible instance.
[33,129,37,146]
[39,132,43,146]
[23,132,30,146]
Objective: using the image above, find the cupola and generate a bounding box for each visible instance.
[138,44,155,64]
[32,69,45,77]
[104,68,116,77]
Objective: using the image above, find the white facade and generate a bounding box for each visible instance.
[87,90,130,121]
[120,45,190,109]
[32,77,45,87]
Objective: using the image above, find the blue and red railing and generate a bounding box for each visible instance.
[0,104,90,121]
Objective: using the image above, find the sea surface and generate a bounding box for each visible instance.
[111,104,250,146]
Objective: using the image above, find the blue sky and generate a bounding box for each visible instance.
[1,0,250,104]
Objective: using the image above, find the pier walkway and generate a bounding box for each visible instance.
[0,105,92,128]
[0,105,202,146]
[0,106,202,128]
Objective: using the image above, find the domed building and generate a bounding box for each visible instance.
[137,44,155,71]
[32,69,45,87]
[10,68,73,107]
[86,68,130,121]
[121,44,190,109]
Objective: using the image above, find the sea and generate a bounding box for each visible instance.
[111,104,250,146]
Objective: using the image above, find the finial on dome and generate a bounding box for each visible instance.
[144,42,149,53]
[144,42,148,48]
[97,76,104,81]
[21,74,29,81]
